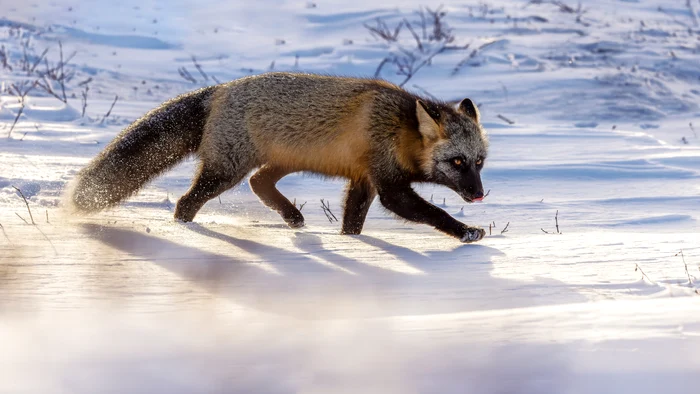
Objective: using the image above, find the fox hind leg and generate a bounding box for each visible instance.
[341,178,376,235]
[250,165,305,228]
[175,164,247,222]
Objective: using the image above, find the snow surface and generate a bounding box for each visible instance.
[1,0,700,393]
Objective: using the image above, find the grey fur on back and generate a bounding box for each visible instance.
[199,73,417,181]
[70,86,216,212]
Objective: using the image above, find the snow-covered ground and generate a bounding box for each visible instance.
[1,0,700,392]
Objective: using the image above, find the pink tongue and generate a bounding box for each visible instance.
[473,197,484,202]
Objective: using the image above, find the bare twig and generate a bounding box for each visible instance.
[374,57,391,78]
[34,225,58,255]
[20,37,30,73]
[397,44,469,87]
[320,199,338,223]
[675,250,693,285]
[691,122,697,138]
[451,40,500,76]
[33,41,74,103]
[0,223,12,246]
[45,209,49,224]
[177,67,197,83]
[80,84,89,117]
[635,263,654,284]
[15,213,29,225]
[7,81,36,138]
[364,18,403,41]
[526,0,577,14]
[417,6,428,39]
[9,102,26,138]
[35,75,65,102]
[294,198,307,211]
[58,41,66,102]
[489,223,492,236]
[77,77,93,86]
[29,47,48,75]
[484,189,491,198]
[497,114,515,125]
[404,19,424,52]
[100,95,119,125]
[541,211,562,234]
[368,7,469,86]
[12,186,36,225]
[501,222,510,234]
[191,55,209,82]
[0,45,12,71]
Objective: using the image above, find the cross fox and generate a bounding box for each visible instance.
[69,72,489,243]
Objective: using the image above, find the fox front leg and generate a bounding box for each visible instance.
[376,183,485,243]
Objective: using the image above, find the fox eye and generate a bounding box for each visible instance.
[476,158,483,166]
[452,158,463,166]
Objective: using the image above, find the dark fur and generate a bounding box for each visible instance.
[71,86,216,212]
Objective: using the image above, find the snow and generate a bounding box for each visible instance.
[1,0,700,392]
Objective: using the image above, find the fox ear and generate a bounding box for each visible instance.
[458,98,480,123]
[416,100,441,140]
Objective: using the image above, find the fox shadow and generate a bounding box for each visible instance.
[82,223,585,319]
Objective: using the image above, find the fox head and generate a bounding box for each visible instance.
[416,98,489,203]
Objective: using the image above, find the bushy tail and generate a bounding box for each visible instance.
[68,86,217,213]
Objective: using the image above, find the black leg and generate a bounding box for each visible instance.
[249,165,304,228]
[175,166,244,222]
[341,178,376,235]
[376,183,484,243]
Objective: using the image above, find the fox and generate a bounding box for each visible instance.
[69,72,489,243]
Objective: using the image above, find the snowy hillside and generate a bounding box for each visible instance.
[1,0,700,393]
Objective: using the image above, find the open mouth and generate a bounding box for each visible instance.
[459,192,485,203]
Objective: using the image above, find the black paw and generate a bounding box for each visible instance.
[284,212,305,229]
[460,227,485,243]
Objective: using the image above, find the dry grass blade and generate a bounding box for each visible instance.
[0,222,13,246]
[191,55,209,82]
[368,6,469,86]
[178,66,197,83]
[7,81,37,138]
[320,199,338,223]
[501,222,510,234]
[635,263,655,284]
[81,84,89,117]
[675,250,694,285]
[12,186,35,225]
[100,95,119,125]
[497,114,515,125]
[15,213,29,225]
